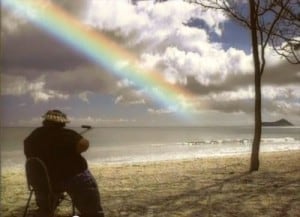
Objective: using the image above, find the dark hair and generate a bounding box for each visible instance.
[42,120,66,128]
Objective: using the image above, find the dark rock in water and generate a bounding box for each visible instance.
[262,119,293,126]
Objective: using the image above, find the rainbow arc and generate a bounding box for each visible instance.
[3,0,199,118]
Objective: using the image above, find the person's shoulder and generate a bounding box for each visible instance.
[24,126,45,141]
[30,126,45,134]
[61,128,81,136]
[60,128,83,142]
[62,127,77,133]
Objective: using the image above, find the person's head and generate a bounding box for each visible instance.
[42,110,70,128]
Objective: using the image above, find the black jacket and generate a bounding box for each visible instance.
[24,126,88,186]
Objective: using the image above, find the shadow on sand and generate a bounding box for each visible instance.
[6,167,300,217]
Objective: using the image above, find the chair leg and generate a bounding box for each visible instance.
[23,190,33,217]
[72,199,76,216]
[49,193,58,217]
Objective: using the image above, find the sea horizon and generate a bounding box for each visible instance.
[1,126,299,168]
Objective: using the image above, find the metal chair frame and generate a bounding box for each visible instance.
[23,157,75,217]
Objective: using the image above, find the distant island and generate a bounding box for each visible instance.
[262,119,294,127]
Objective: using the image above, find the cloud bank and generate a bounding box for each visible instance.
[2,0,300,125]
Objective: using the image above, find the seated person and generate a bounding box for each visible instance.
[24,109,105,217]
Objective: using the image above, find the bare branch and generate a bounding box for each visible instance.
[191,0,251,27]
[190,0,300,64]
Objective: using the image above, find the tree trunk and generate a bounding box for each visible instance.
[250,74,262,171]
[249,0,262,172]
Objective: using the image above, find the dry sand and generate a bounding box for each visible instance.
[1,151,300,217]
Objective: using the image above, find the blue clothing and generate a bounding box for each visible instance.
[34,170,104,217]
[63,170,104,217]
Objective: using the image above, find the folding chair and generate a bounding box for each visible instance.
[23,157,76,217]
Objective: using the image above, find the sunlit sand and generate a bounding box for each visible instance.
[1,150,299,217]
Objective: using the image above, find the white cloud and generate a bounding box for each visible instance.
[198,84,300,116]
[209,87,254,101]
[262,85,300,100]
[114,89,147,105]
[83,0,299,118]
[2,74,69,102]
[117,79,135,88]
[68,116,137,126]
[141,45,253,87]
[1,74,28,95]
[78,91,91,103]
[148,107,176,115]
[2,0,299,124]
[1,11,26,35]
[86,0,227,49]
[114,95,123,104]
[10,115,137,127]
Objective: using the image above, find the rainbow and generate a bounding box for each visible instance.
[3,0,198,117]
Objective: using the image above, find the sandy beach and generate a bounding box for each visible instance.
[1,151,300,217]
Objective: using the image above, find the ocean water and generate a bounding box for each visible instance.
[1,126,300,167]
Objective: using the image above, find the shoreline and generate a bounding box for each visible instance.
[1,150,300,217]
[2,149,299,169]
[92,149,300,167]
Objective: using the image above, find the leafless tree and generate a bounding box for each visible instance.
[269,1,300,64]
[130,0,168,4]
[188,0,300,171]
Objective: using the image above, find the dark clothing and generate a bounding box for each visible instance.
[24,126,87,188]
[64,170,104,217]
[24,126,105,217]
[34,170,104,217]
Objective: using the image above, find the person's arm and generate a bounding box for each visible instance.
[23,129,39,158]
[24,139,32,158]
[76,138,89,153]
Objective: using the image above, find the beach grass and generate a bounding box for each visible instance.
[1,151,300,217]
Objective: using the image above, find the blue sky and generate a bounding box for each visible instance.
[1,0,300,126]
